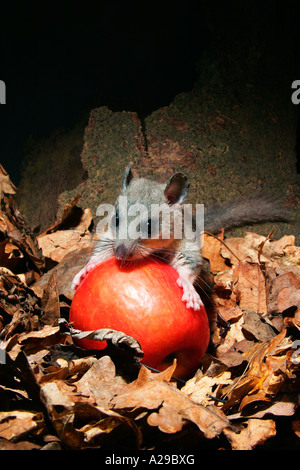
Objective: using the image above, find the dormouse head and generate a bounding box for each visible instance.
[111,162,190,261]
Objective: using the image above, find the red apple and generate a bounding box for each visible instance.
[69,257,210,379]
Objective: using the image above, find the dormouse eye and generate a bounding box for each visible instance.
[147,218,152,237]
[111,209,119,230]
[144,218,159,238]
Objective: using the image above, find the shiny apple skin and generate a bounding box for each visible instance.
[69,257,210,378]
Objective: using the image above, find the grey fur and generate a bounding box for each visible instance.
[72,165,290,309]
[116,166,289,267]
[204,193,289,234]
[122,161,134,192]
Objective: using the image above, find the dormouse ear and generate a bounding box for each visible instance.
[164,172,190,205]
[122,162,134,192]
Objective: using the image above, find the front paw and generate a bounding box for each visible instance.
[72,260,98,290]
[72,267,87,291]
[177,277,203,311]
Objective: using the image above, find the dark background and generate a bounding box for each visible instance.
[0,1,299,185]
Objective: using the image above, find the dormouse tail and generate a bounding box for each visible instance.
[204,194,291,234]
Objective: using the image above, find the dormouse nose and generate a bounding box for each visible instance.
[114,243,129,260]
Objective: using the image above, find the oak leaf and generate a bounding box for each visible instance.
[233,261,267,315]
[111,363,236,439]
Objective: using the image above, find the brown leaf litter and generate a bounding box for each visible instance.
[0,177,299,450]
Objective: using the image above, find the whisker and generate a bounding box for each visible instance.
[193,281,215,304]
[194,275,215,296]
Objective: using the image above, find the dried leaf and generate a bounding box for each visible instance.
[224,418,276,450]
[202,233,229,272]
[214,268,234,291]
[68,324,144,361]
[75,356,127,407]
[182,371,233,406]
[246,394,299,418]
[7,325,61,357]
[31,245,94,300]
[40,272,60,325]
[242,311,276,342]
[221,232,300,269]
[0,164,17,199]
[39,358,139,449]
[222,330,292,412]
[0,271,43,340]
[0,438,41,450]
[215,316,246,355]
[215,296,243,322]
[37,229,93,263]
[0,196,44,272]
[0,410,44,440]
[268,271,300,314]
[292,419,300,438]
[233,261,267,315]
[37,205,94,263]
[111,364,236,439]
[38,356,98,385]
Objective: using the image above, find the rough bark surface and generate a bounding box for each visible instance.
[16,1,300,240]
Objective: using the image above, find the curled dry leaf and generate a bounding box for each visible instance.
[232,394,300,419]
[0,163,17,199]
[223,418,276,450]
[37,210,94,263]
[221,329,297,412]
[0,270,44,340]
[68,324,144,361]
[0,410,45,441]
[0,196,44,274]
[214,296,243,323]
[111,363,237,439]
[6,325,61,358]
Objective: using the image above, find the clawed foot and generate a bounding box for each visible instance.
[72,259,100,290]
[177,276,203,311]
